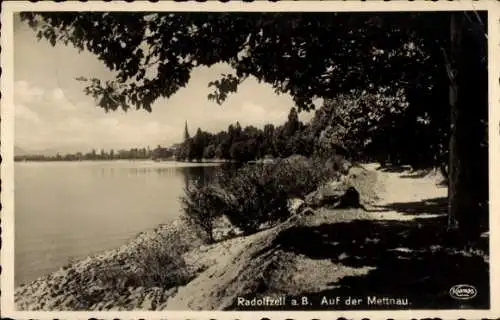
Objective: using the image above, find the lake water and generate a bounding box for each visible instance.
[14,160,222,286]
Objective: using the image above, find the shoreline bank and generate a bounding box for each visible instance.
[14,212,293,310]
[14,164,383,311]
[15,219,201,310]
[14,163,490,312]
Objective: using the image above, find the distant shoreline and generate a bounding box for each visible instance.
[14,159,231,164]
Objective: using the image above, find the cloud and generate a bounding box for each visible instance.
[63,117,86,130]
[14,80,44,103]
[98,117,120,128]
[241,102,267,118]
[49,88,77,110]
[15,81,77,112]
[143,121,161,134]
[15,103,41,124]
[51,88,65,101]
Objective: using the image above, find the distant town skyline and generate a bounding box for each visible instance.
[13,14,315,154]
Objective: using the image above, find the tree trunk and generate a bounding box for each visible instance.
[447,13,461,231]
[447,13,488,242]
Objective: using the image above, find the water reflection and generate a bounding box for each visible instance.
[94,164,223,185]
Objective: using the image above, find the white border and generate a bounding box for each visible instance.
[1,1,499,319]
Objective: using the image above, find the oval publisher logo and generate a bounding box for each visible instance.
[449,284,478,300]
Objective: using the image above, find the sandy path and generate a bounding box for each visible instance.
[363,163,448,220]
[246,164,450,307]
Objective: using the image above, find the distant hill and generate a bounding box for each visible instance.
[16,144,93,157]
[14,146,30,156]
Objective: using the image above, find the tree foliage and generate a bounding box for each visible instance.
[21,12,450,112]
[173,106,321,163]
[21,11,483,168]
[21,11,489,240]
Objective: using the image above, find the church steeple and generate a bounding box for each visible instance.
[184,120,190,141]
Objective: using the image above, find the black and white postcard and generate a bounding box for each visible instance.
[1,1,499,319]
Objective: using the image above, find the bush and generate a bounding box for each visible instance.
[180,156,339,236]
[273,156,338,198]
[325,154,351,175]
[70,234,193,310]
[129,238,192,288]
[95,233,192,290]
[181,179,224,243]
[218,163,291,234]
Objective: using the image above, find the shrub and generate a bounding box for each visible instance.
[93,237,192,292]
[180,179,224,243]
[180,156,339,236]
[60,231,195,310]
[273,156,338,198]
[324,154,351,175]
[130,237,192,288]
[219,163,290,234]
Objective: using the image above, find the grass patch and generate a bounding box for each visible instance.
[55,227,196,310]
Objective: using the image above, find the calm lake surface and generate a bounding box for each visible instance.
[15,160,222,286]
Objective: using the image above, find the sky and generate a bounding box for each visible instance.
[13,14,314,154]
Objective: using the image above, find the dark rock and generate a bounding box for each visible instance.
[305,182,361,209]
[287,198,306,215]
[305,181,347,208]
[301,207,316,216]
[335,186,361,209]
